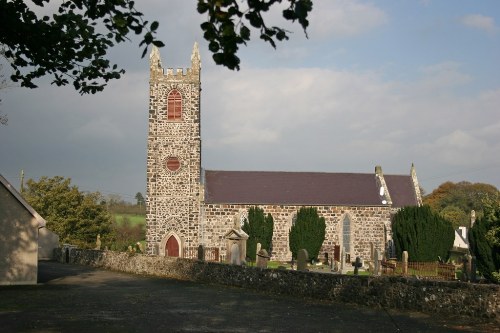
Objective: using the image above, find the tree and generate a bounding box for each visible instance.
[135,192,145,208]
[440,205,469,230]
[469,199,500,283]
[289,207,325,261]
[1,0,312,94]
[392,205,454,262]
[23,176,113,248]
[423,181,499,228]
[0,0,164,94]
[242,206,274,261]
[197,0,312,70]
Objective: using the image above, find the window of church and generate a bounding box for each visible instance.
[342,215,351,252]
[167,90,182,120]
[166,157,180,172]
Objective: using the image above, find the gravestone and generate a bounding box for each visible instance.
[224,214,249,265]
[256,242,261,263]
[297,249,309,271]
[256,249,270,268]
[470,256,477,283]
[137,242,144,253]
[197,244,205,261]
[374,249,381,276]
[402,251,409,275]
[340,247,346,273]
[353,256,362,275]
[462,254,472,282]
[230,243,241,265]
[95,234,101,250]
[386,240,396,259]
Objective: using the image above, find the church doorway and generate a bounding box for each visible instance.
[165,236,179,257]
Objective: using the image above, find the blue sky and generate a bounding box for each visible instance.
[1,0,499,201]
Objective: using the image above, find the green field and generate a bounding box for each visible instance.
[113,214,146,226]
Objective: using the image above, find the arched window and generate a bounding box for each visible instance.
[342,215,351,254]
[167,90,182,120]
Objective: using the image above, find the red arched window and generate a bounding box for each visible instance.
[167,90,182,120]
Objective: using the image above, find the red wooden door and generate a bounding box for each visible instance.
[166,236,179,257]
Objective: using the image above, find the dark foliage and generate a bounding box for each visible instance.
[198,0,313,70]
[242,206,274,261]
[468,203,500,283]
[392,205,454,262]
[289,207,325,261]
[1,0,313,94]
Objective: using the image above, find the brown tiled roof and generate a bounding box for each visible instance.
[204,170,418,207]
[384,175,418,207]
[205,170,380,206]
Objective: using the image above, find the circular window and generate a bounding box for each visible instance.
[165,157,180,172]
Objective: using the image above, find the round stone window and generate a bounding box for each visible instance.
[165,157,180,172]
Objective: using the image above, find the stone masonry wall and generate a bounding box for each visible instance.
[202,204,392,262]
[146,45,201,255]
[55,248,500,321]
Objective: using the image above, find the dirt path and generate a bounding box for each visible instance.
[0,261,496,332]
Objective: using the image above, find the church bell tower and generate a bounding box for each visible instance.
[146,44,202,256]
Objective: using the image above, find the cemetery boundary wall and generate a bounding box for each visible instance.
[54,248,499,321]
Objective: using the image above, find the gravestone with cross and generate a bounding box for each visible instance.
[352,256,362,275]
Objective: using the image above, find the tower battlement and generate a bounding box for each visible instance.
[150,43,200,83]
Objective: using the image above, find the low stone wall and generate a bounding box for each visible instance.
[54,248,499,321]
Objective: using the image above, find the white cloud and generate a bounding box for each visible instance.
[460,14,498,33]
[308,0,388,38]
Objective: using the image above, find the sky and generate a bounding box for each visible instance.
[1,0,499,202]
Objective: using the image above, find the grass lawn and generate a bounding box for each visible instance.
[113,214,146,226]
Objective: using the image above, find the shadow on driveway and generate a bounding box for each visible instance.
[0,261,496,332]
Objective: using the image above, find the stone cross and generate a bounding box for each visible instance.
[353,256,362,275]
[256,249,269,268]
[297,249,309,271]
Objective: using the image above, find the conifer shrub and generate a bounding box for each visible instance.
[289,207,326,261]
[242,207,274,261]
[468,202,500,283]
[392,205,454,262]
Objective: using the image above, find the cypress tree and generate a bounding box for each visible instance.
[392,205,454,261]
[289,207,326,261]
[242,207,274,261]
[468,203,500,283]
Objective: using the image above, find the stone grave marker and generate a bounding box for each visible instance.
[402,251,409,275]
[95,234,101,250]
[197,244,205,261]
[297,249,309,271]
[230,243,241,265]
[374,249,381,275]
[471,256,477,283]
[256,249,270,268]
[353,256,362,275]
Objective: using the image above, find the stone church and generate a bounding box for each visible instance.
[146,44,422,262]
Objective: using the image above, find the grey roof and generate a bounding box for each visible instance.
[0,174,46,228]
[384,175,419,207]
[204,170,418,207]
